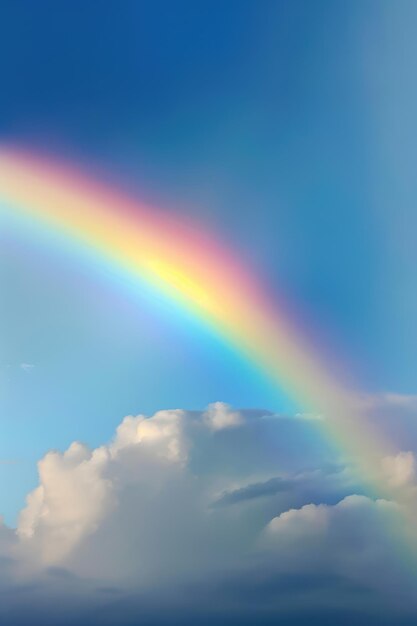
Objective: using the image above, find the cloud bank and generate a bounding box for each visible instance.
[0,399,417,624]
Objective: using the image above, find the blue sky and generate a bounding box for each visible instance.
[1,2,417,624]
[2,1,416,389]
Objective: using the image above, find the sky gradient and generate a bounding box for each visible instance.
[1,1,417,624]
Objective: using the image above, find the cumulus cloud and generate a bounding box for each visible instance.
[261,494,413,610]
[112,408,189,461]
[382,451,416,488]
[0,400,415,623]
[265,494,399,549]
[203,402,244,430]
[18,441,115,563]
[16,403,251,575]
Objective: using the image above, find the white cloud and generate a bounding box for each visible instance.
[263,495,408,598]
[203,402,244,430]
[265,494,399,541]
[0,400,414,622]
[112,408,189,462]
[13,403,339,575]
[16,404,248,573]
[18,441,115,563]
[382,451,416,488]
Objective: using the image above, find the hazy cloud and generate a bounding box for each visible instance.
[20,363,34,372]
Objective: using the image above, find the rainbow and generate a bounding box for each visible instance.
[0,147,413,520]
